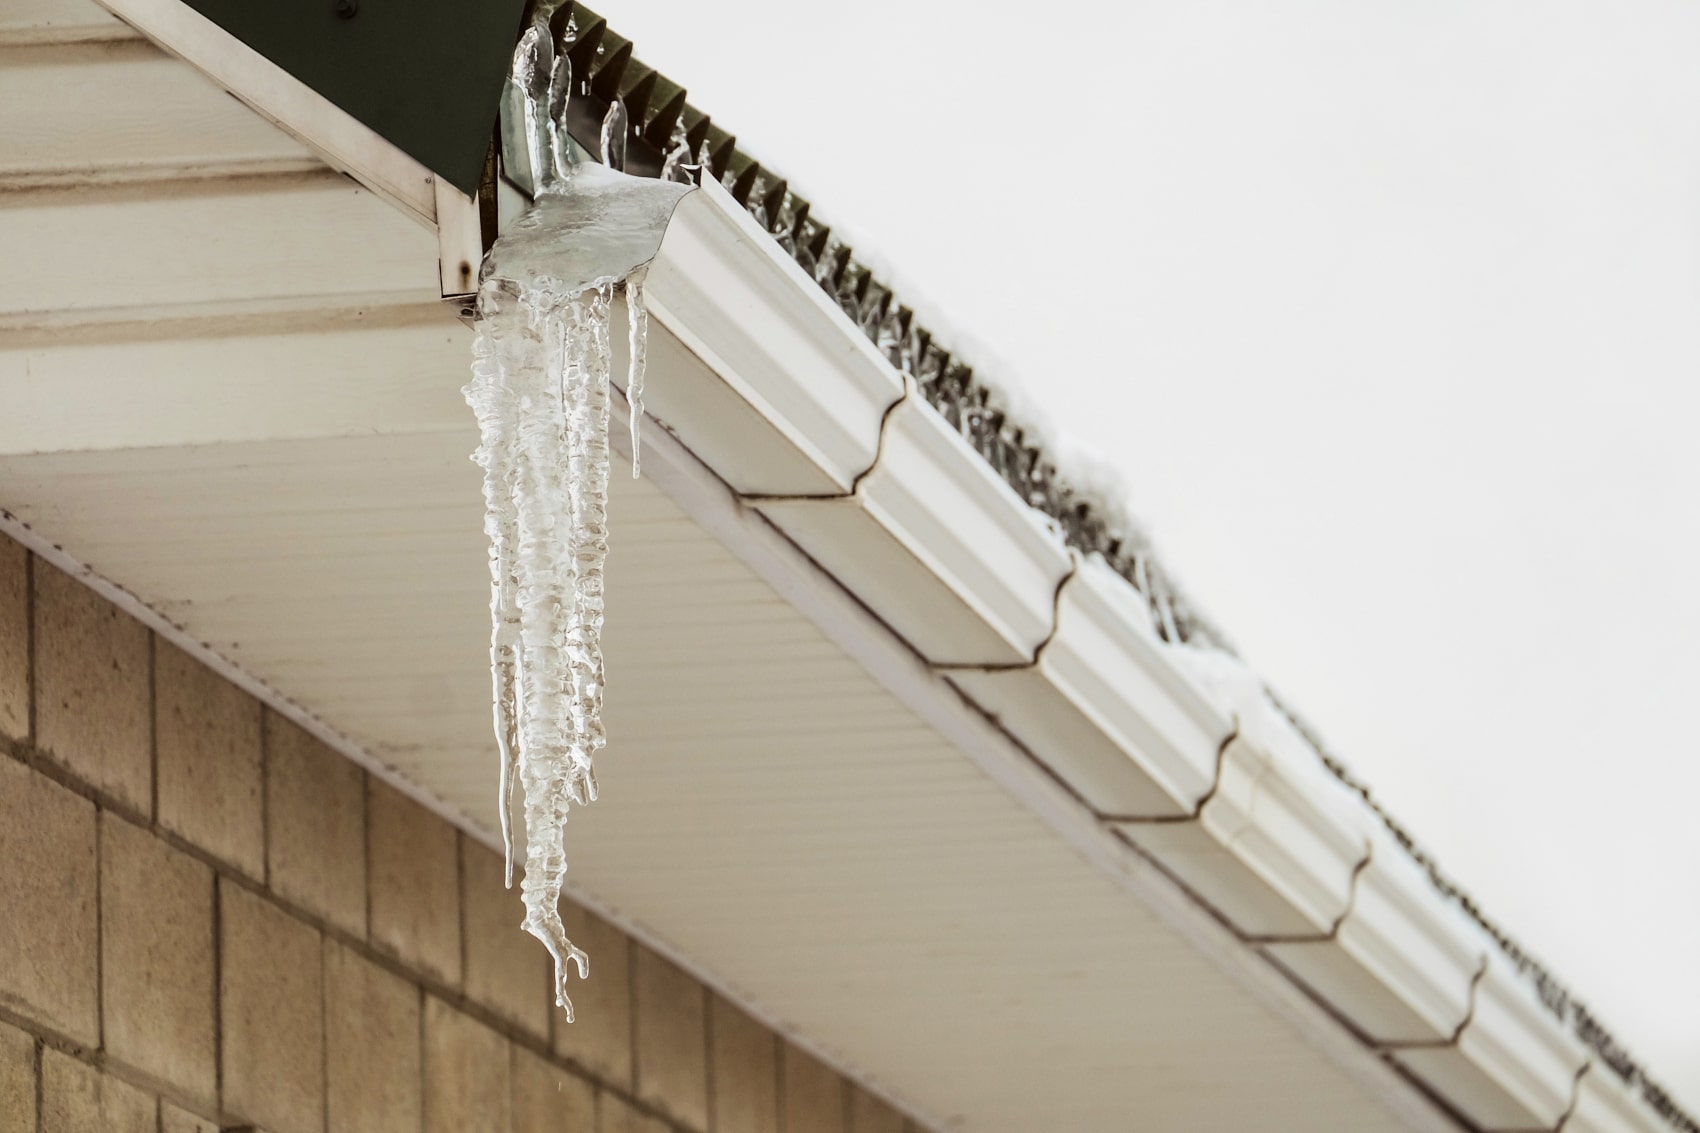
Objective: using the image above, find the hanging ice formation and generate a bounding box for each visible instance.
[465,23,693,1022]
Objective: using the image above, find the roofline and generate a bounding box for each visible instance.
[87,0,1696,1127]
[640,175,1664,1133]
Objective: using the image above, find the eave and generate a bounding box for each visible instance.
[2,3,1689,1130]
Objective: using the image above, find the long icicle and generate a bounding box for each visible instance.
[466,95,684,1023]
[469,284,525,886]
[625,268,649,477]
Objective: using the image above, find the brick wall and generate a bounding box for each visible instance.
[0,535,924,1133]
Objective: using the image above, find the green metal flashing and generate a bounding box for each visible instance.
[180,0,526,193]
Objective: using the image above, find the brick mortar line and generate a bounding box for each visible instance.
[93,796,105,1057]
[0,1001,209,1128]
[210,864,224,1119]
[628,933,642,1105]
[146,632,157,825]
[415,982,428,1133]
[772,1033,786,1133]
[318,926,329,1133]
[22,550,35,746]
[703,985,716,1133]
[30,1031,42,1133]
[0,737,736,1133]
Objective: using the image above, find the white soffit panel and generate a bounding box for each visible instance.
[0,40,315,186]
[0,173,436,320]
[91,0,438,224]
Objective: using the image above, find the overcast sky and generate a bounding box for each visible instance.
[616,0,1700,1107]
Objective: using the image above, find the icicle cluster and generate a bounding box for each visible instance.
[467,275,631,1019]
[466,74,688,1018]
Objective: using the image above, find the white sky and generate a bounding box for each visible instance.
[616,0,1700,1108]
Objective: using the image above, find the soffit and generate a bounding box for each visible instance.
[2,12,1433,1131]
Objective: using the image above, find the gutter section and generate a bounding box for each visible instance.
[637,170,1666,1133]
[1267,836,1487,1045]
[641,185,903,495]
[946,555,1228,818]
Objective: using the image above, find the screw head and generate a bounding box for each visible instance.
[334,0,358,19]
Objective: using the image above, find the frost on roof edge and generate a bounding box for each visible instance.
[546,3,1694,1125]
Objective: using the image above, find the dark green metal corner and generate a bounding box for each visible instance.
[180,0,527,194]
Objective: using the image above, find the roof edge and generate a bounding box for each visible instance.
[634,140,1697,1132]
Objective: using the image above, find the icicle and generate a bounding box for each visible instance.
[546,54,573,185]
[661,118,694,184]
[473,57,692,1019]
[600,99,627,172]
[469,284,525,888]
[467,237,673,1019]
[519,29,553,182]
[625,268,649,477]
[468,277,614,1019]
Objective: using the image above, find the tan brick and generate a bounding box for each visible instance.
[0,1020,34,1132]
[598,1093,668,1133]
[33,563,150,811]
[0,540,26,743]
[0,757,98,1044]
[424,996,509,1133]
[711,995,777,1133]
[847,1087,903,1133]
[161,1102,220,1133]
[462,836,550,1039]
[632,944,706,1130]
[101,812,215,1106]
[221,880,323,1133]
[368,778,460,984]
[40,1049,155,1133]
[154,641,263,877]
[512,1045,594,1133]
[265,711,366,935]
[324,938,421,1133]
[552,903,632,1088]
[781,1044,844,1133]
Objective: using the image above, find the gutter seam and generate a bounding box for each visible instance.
[1241,839,1375,946]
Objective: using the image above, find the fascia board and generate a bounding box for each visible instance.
[642,178,905,496]
[1562,1069,1667,1133]
[94,0,437,226]
[1395,957,1590,1130]
[757,396,1072,666]
[1266,833,1485,1044]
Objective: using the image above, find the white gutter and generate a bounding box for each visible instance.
[634,174,1653,1133]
